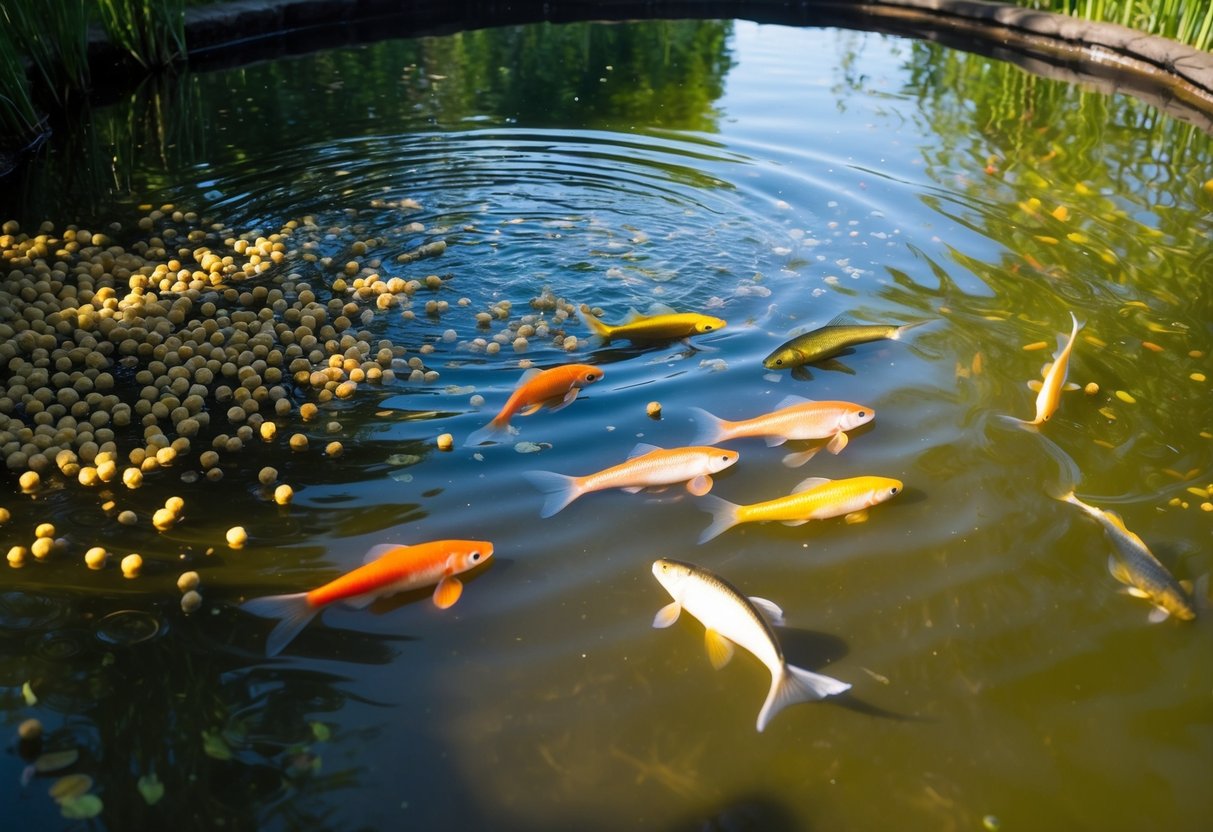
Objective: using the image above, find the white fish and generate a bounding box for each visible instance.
[651,558,850,731]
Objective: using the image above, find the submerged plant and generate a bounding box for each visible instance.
[97,0,186,69]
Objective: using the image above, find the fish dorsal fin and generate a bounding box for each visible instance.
[1179,578,1194,594]
[775,394,814,409]
[1107,554,1134,586]
[645,302,678,317]
[624,307,646,323]
[653,601,681,628]
[515,367,544,387]
[792,476,832,494]
[748,596,785,626]
[363,543,405,564]
[628,442,662,458]
[704,628,735,670]
[824,312,859,327]
[1102,509,1130,534]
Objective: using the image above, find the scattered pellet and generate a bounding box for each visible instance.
[180,590,202,613]
[326,441,344,457]
[84,547,108,570]
[437,433,454,451]
[121,554,143,578]
[177,571,200,592]
[258,467,277,486]
[273,484,294,505]
[646,401,662,418]
[226,526,248,548]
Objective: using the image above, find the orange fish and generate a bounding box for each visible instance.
[243,539,493,656]
[467,363,603,445]
[523,443,740,517]
[690,395,875,467]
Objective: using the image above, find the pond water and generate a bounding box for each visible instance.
[2,17,1211,832]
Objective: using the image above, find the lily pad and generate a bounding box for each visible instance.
[34,749,79,773]
[50,774,93,803]
[310,722,331,743]
[201,730,232,761]
[138,773,165,805]
[59,794,103,820]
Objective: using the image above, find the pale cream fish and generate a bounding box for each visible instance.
[690,395,874,467]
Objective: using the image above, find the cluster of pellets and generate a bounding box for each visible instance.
[0,207,589,591]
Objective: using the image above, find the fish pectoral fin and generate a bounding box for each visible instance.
[790,366,815,381]
[826,431,849,455]
[1062,382,1081,392]
[748,596,786,626]
[816,358,856,375]
[652,601,682,629]
[1147,606,1171,624]
[781,519,810,527]
[1027,379,1044,393]
[432,576,464,609]
[686,475,713,497]
[792,476,832,493]
[1124,587,1151,599]
[546,388,581,413]
[844,510,869,524]
[781,448,820,468]
[1107,554,1134,586]
[519,403,544,416]
[342,593,379,610]
[620,486,646,494]
[763,435,789,447]
[704,629,735,670]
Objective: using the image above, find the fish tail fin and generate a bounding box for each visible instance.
[892,319,931,340]
[1038,433,1082,500]
[995,413,1039,431]
[688,406,728,445]
[242,592,317,657]
[466,415,510,447]
[581,308,613,341]
[522,470,583,517]
[697,494,741,544]
[756,663,851,732]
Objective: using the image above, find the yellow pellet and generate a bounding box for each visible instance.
[1187,487,1210,499]
[84,547,108,570]
[1084,382,1099,395]
[1022,341,1049,351]
[436,433,454,451]
[1098,407,1117,421]
[121,554,143,578]
[1051,205,1070,221]
[35,523,55,539]
[1191,373,1207,382]
[226,526,248,548]
[1141,341,1163,352]
[1114,390,1136,404]
[1201,502,1212,512]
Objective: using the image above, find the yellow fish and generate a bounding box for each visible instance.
[698,475,903,543]
[1010,311,1083,426]
[524,444,739,517]
[583,306,726,343]
[1055,491,1196,622]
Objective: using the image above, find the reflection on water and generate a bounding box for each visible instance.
[1,17,1211,832]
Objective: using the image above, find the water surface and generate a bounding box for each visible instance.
[1,18,1211,832]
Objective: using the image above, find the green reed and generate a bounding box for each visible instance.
[0,13,45,149]
[1018,0,1213,50]
[97,0,186,69]
[1,0,92,107]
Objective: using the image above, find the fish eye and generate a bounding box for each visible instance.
[703,324,713,331]
[889,487,899,494]
[858,411,867,418]
[470,551,481,561]
[775,358,783,365]
[585,373,596,381]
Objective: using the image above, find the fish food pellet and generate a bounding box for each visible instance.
[118,510,138,525]
[0,508,9,525]
[1084,382,1099,396]
[31,538,54,560]
[326,441,343,457]
[300,403,318,421]
[258,466,277,486]
[152,508,176,531]
[260,421,277,441]
[437,433,454,451]
[176,571,200,592]
[646,401,662,418]
[18,718,42,742]
[165,496,185,514]
[273,484,294,505]
[180,590,202,613]
[7,546,27,568]
[19,471,40,493]
[226,526,248,548]
[1114,390,1136,404]
[35,523,55,539]
[121,554,143,577]
[84,547,108,570]
[123,468,143,489]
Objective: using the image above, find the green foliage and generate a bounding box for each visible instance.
[1,0,91,106]
[97,0,186,69]
[1016,0,1213,50]
[0,7,46,148]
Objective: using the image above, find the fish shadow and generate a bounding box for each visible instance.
[779,626,932,724]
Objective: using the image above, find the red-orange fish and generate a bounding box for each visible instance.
[467,363,603,445]
[243,539,493,656]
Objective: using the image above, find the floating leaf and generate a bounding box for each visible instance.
[310,722,331,743]
[138,773,165,805]
[50,774,93,803]
[34,749,79,773]
[201,730,232,761]
[22,681,37,705]
[59,793,103,820]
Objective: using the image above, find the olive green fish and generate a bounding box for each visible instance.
[1056,490,1195,622]
[763,314,925,371]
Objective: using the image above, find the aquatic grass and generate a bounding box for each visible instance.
[0,15,46,151]
[97,0,186,69]
[1,0,91,107]
[1017,0,1213,50]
